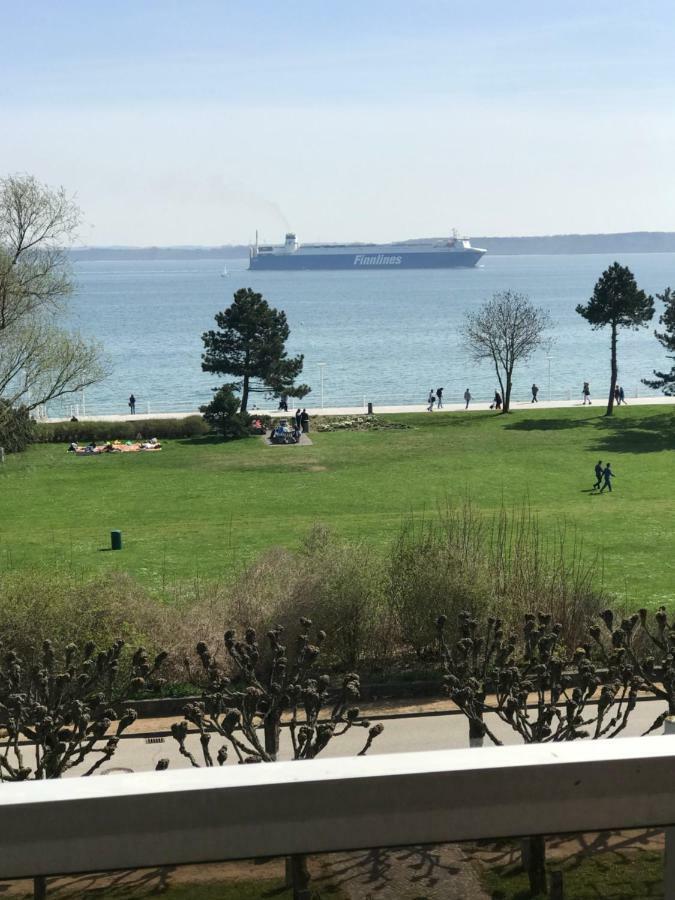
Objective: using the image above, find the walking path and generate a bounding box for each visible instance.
[43,395,675,423]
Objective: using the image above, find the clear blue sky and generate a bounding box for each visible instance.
[2,1,674,244]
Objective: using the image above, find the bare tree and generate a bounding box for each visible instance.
[462,291,551,412]
[0,175,108,425]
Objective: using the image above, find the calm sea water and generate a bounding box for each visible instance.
[64,253,675,415]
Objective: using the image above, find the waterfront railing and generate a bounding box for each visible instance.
[40,383,666,420]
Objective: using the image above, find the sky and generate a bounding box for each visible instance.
[2,0,675,245]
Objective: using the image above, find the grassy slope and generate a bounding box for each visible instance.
[1,406,673,603]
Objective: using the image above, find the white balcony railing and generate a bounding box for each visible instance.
[1,736,674,889]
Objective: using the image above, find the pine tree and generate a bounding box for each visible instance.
[643,287,675,395]
[576,263,654,416]
[201,288,310,413]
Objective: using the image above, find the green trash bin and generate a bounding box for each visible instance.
[111,530,123,551]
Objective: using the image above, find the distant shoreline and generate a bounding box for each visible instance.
[69,231,675,262]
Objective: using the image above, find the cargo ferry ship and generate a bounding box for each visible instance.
[248,232,485,270]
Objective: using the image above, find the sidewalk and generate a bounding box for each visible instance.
[43,395,675,423]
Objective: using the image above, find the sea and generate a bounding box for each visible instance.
[62,253,675,417]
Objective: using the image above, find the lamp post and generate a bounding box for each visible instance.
[546,355,552,401]
[318,363,326,409]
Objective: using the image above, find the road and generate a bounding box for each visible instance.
[98,699,670,774]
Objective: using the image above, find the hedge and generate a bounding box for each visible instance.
[35,415,210,443]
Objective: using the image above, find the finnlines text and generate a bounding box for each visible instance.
[353,254,403,266]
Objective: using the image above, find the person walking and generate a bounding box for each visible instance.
[427,390,436,412]
[463,388,472,410]
[614,385,621,406]
[582,382,592,405]
[599,462,615,493]
[278,395,288,411]
[436,387,444,409]
[300,409,310,433]
[494,390,502,410]
[128,393,136,415]
[531,383,539,403]
[619,385,626,405]
[593,459,603,490]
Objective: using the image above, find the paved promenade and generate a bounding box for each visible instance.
[44,395,675,423]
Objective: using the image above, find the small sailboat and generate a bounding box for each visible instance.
[220,265,229,277]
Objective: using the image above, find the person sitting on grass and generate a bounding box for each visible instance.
[67,441,78,452]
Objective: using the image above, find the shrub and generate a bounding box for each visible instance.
[34,415,209,444]
[0,401,34,452]
[0,572,172,665]
[387,514,488,658]
[224,527,391,672]
[200,384,251,439]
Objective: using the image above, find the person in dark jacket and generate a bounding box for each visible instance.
[295,408,302,429]
[599,463,615,493]
[436,387,444,409]
[593,460,603,490]
[128,394,136,414]
[300,409,309,433]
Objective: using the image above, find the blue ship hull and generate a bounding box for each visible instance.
[249,249,484,271]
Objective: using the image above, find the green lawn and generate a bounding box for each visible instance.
[1,406,673,603]
[482,849,664,899]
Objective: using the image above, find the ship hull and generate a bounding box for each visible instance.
[249,249,484,271]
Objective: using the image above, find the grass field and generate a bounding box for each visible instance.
[482,848,663,899]
[1,406,673,604]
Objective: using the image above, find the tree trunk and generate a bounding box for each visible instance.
[521,835,547,895]
[263,715,280,760]
[502,372,513,413]
[468,717,485,747]
[33,875,47,900]
[240,375,250,414]
[606,323,617,417]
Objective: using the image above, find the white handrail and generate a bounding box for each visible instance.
[1,737,674,880]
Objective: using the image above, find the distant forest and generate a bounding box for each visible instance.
[69,231,675,261]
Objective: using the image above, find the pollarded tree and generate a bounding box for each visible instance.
[0,639,168,781]
[174,620,382,765]
[436,610,639,895]
[462,291,550,413]
[201,288,310,413]
[0,638,167,900]
[174,620,383,900]
[642,287,675,395]
[0,175,108,428]
[589,607,675,730]
[576,263,654,416]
